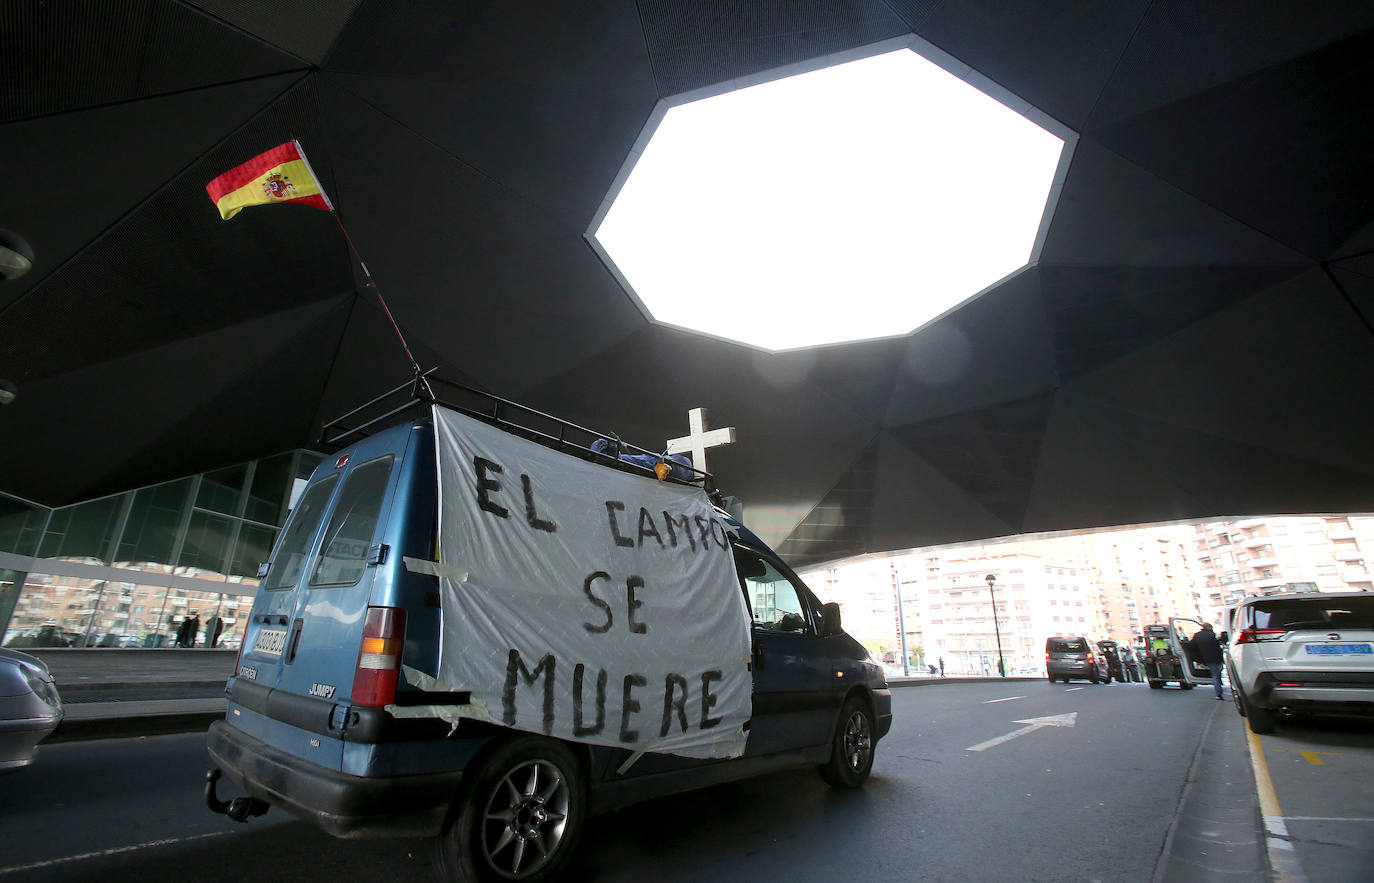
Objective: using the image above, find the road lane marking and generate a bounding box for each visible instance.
[1246,727,1309,883]
[1065,687,1083,692]
[0,831,230,875]
[1282,817,1374,822]
[1273,748,1340,766]
[982,696,1026,704]
[965,712,1077,752]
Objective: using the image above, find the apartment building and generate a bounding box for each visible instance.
[1193,515,1374,617]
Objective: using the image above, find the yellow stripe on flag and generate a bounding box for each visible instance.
[213,158,325,220]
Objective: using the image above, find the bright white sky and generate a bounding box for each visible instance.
[594,48,1065,351]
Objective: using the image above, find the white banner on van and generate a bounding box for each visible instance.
[431,405,752,759]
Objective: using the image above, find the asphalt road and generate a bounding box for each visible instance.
[1252,712,1374,882]
[0,680,1222,882]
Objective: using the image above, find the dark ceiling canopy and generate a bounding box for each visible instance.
[3,1,1373,566]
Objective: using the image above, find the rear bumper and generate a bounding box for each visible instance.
[1048,663,1100,678]
[207,720,462,838]
[1250,670,1374,715]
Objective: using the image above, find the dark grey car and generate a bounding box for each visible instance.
[1046,636,1110,684]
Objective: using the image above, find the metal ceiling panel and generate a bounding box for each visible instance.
[1084,2,1374,131]
[0,72,307,314]
[637,0,907,97]
[1091,29,1374,261]
[1039,264,1309,380]
[0,0,302,122]
[884,270,1059,426]
[185,0,363,65]
[1063,268,1374,480]
[915,0,1150,131]
[1039,138,1311,268]
[1,295,349,505]
[2,2,1372,557]
[886,393,1056,531]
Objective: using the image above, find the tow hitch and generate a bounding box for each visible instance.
[205,768,270,822]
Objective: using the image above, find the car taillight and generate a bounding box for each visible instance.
[353,606,406,707]
[1234,629,1286,644]
[1086,653,1095,663]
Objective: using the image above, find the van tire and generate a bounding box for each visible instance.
[432,736,586,883]
[818,696,874,788]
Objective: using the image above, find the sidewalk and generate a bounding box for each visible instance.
[27,648,234,743]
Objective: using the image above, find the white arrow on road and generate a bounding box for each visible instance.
[965,712,1078,752]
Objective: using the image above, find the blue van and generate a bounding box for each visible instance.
[205,378,892,881]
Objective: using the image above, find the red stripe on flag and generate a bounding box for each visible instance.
[205,142,303,202]
[285,194,331,212]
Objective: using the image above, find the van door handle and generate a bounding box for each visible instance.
[284,619,305,665]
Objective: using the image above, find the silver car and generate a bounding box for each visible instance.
[0,648,63,773]
[1228,592,1374,734]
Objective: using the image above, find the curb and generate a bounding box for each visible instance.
[58,679,228,695]
[887,676,1039,687]
[46,710,223,744]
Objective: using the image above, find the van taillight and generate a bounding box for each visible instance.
[1234,629,1286,644]
[352,606,406,707]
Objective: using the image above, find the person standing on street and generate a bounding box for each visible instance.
[1191,623,1226,699]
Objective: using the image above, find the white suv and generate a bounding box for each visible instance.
[1227,592,1374,734]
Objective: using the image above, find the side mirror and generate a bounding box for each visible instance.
[820,602,842,636]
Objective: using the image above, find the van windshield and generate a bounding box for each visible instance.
[1250,598,1374,631]
[1048,639,1087,652]
[262,475,339,591]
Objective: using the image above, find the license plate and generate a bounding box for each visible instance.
[254,627,288,656]
[1304,643,1373,656]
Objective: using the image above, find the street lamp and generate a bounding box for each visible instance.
[986,573,1006,677]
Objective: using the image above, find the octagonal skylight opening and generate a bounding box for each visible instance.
[589,37,1075,352]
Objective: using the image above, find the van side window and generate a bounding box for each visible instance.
[262,475,340,591]
[309,456,395,587]
[735,548,809,633]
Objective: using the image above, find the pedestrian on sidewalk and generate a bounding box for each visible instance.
[179,611,200,648]
[205,614,224,649]
[1190,623,1226,699]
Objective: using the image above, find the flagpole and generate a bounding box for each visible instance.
[295,140,433,400]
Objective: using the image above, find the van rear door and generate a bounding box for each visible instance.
[1169,617,1212,685]
[237,431,405,731]
[273,442,402,707]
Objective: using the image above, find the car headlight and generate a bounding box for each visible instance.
[21,667,60,707]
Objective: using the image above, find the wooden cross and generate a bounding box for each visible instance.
[665,407,736,474]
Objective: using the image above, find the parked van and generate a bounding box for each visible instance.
[1140,619,1212,690]
[205,378,892,881]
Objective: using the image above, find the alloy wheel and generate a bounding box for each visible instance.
[480,758,571,878]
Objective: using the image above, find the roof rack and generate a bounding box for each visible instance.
[318,369,722,498]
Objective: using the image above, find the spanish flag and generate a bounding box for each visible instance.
[206,140,333,220]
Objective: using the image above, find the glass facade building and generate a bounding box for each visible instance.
[0,450,322,650]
